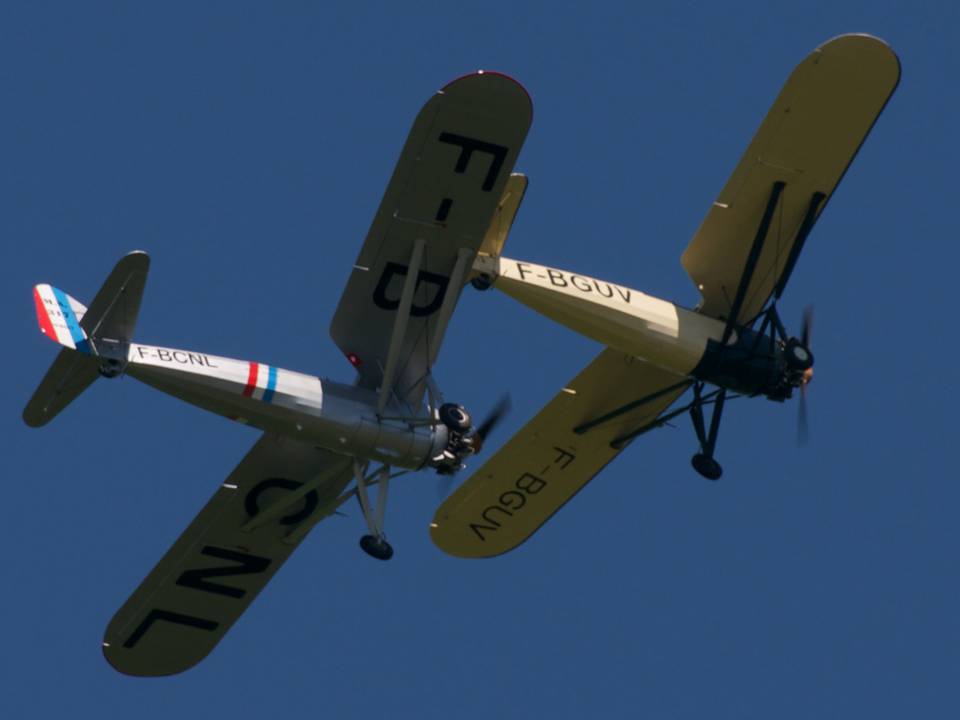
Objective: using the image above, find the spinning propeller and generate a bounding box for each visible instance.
[437,393,511,497]
[796,306,814,445]
[471,393,512,455]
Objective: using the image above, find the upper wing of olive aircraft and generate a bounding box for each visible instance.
[431,34,900,558]
[24,71,531,676]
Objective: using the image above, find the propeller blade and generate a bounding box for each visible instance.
[475,393,511,441]
[437,394,511,499]
[797,305,813,445]
[801,306,814,349]
[797,384,809,446]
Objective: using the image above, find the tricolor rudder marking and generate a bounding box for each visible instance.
[241,361,279,403]
[32,284,90,354]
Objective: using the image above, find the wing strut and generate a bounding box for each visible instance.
[573,379,691,435]
[353,459,394,560]
[281,490,356,545]
[428,247,473,365]
[720,181,785,344]
[609,385,732,449]
[772,191,827,302]
[378,238,426,414]
[240,457,351,533]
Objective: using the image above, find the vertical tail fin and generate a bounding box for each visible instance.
[25,251,151,426]
[477,172,527,259]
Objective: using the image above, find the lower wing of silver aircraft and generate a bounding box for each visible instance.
[25,71,532,676]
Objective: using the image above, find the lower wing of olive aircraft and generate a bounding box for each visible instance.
[25,71,532,676]
[430,34,900,557]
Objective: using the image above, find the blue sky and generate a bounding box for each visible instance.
[2,1,958,717]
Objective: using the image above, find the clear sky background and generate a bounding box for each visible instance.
[2,2,957,717]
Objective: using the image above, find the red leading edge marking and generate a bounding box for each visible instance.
[242,361,259,397]
[33,287,56,339]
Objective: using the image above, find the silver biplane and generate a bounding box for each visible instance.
[25,71,531,676]
[431,34,899,556]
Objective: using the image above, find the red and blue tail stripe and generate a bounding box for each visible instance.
[263,366,277,403]
[51,286,90,353]
[32,284,90,354]
[241,361,278,403]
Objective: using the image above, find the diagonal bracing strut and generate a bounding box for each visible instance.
[721,181,786,345]
[378,238,427,415]
[573,380,692,436]
[353,458,391,540]
[608,385,735,449]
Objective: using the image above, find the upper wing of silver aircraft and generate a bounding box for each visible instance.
[330,72,532,413]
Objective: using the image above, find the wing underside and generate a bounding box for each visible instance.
[431,350,689,558]
[330,72,532,410]
[681,34,900,324]
[103,433,353,676]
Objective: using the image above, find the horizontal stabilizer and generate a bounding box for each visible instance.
[22,349,100,427]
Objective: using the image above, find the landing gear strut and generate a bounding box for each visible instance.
[689,382,726,481]
[353,460,394,561]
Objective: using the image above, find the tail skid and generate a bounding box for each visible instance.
[24,251,150,426]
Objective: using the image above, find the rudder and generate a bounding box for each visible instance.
[33,284,92,353]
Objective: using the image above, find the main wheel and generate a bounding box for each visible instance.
[439,403,472,433]
[691,453,723,481]
[360,535,394,561]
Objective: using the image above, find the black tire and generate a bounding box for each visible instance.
[691,453,723,481]
[439,403,472,432]
[359,535,394,561]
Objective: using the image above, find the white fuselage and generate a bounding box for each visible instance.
[117,343,446,470]
[477,255,729,378]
